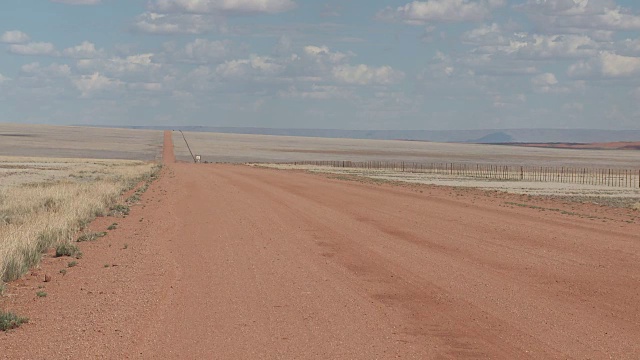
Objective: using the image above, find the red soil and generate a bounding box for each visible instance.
[2,131,640,358]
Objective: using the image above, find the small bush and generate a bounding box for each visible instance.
[632,202,640,211]
[107,223,118,230]
[109,204,130,216]
[55,244,80,257]
[36,291,47,298]
[59,269,67,275]
[76,232,107,242]
[0,311,28,331]
[67,261,77,268]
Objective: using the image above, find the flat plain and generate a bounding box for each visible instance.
[172,130,640,168]
[0,123,162,160]
[1,128,640,359]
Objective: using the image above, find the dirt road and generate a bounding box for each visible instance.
[3,131,640,359]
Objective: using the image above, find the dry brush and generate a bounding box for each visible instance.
[0,157,160,283]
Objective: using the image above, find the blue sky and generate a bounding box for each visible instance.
[1,0,640,130]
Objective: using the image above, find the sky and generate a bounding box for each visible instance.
[1,0,640,130]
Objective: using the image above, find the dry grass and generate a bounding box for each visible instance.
[633,202,640,211]
[0,156,160,283]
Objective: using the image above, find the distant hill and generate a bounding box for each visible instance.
[469,132,514,143]
[86,125,640,144]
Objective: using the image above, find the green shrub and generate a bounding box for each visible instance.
[76,232,107,242]
[55,244,80,258]
[0,311,28,331]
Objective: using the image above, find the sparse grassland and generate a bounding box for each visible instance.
[0,156,161,282]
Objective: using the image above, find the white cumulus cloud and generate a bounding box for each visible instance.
[216,55,284,79]
[73,72,122,97]
[377,0,505,24]
[1,30,30,44]
[303,45,351,64]
[183,39,231,63]
[63,41,104,59]
[132,12,219,34]
[332,64,405,85]
[51,0,101,4]
[600,52,640,77]
[149,0,296,14]
[520,0,640,33]
[8,42,57,56]
[568,51,640,78]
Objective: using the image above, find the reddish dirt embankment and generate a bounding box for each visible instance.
[3,130,640,358]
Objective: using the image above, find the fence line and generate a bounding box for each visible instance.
[288,161,640,189]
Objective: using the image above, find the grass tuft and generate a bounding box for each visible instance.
[67,261,77,268]
[55,244,80,258]
[36,291,47,298]
[76,232,107,243]
[0,311,28,331]
[109,204,130,216]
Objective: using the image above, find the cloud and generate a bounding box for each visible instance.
[20,62,71,77]
[303,45,352,64]
[511,34,598,59]
[278,84,353,99]
[149,0,296,14]
[51,0,101,4]
[520,0,640,33]
[8,42,57,56]
[63,41,104,59]
[568,51,640,78]
[216,55,284,79]
[462,23,506,45]
[132,12,221,34]
[599,52,640,77]
[77,53,161,77]
[332,64,405,85]
[183,39,231,63]
[1,30,30,44]
[377,0,505,24]
[531,72,557,87]
[128,82,163,91]
[73,72,122,97]
[464,24,599,60]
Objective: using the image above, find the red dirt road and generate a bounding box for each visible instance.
[3,131,640,358]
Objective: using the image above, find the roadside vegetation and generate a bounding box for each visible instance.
[0,156,161,283]
[0,311,28,331]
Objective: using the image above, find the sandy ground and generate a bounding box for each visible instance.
[2,131,640,358]
[259,164,640,199]
[0,123,162,160]
[172,130,640,168]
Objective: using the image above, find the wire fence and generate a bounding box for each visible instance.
[289,161,640,189]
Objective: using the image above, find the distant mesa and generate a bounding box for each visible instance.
[468,132,514,144]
